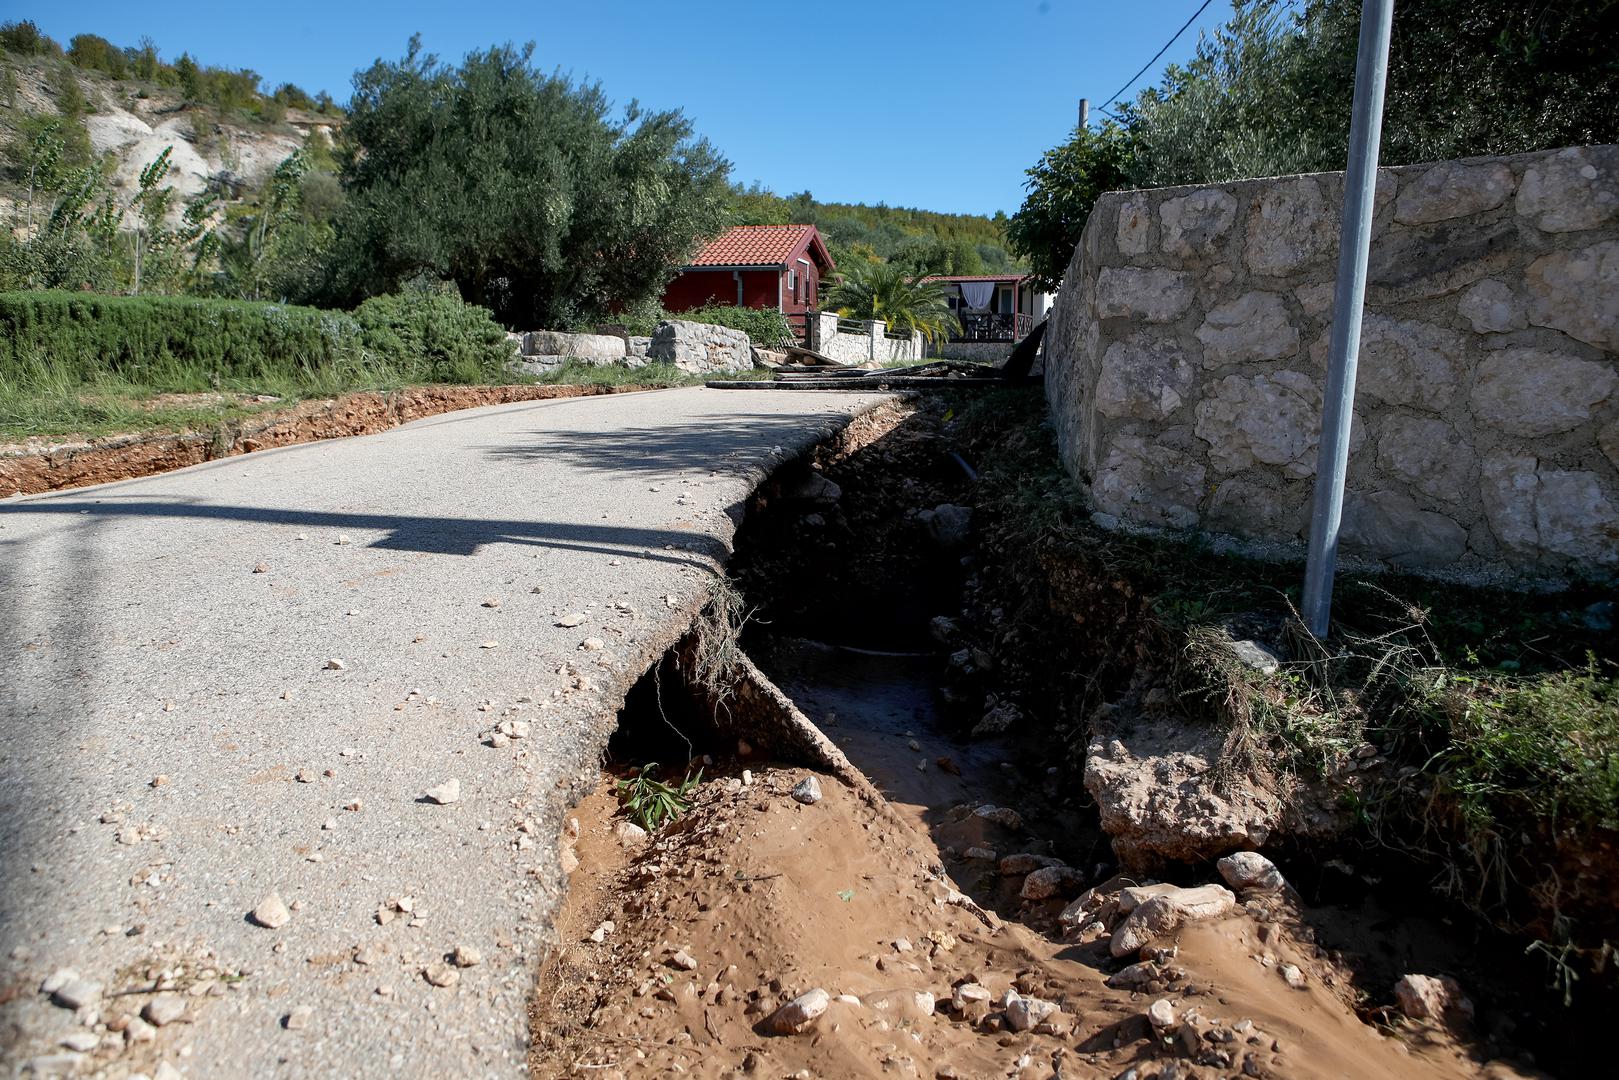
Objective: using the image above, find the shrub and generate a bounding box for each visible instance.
[353,292,516,383]
[0,290,514,389]
[0,291,364,384]
[617,302,793,346]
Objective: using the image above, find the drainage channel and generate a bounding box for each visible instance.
[529,396,1552,1080]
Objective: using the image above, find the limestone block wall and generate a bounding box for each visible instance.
[1045,145,1619,583]
[647,319,754,374]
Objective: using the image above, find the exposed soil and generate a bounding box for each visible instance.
[532,759,1505,1079]
[0,383,656,497]
[529,393,1554,1078]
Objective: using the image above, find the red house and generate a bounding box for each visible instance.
[661,225,835,322]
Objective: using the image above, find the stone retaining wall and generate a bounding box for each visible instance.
[1045,144,1619,584]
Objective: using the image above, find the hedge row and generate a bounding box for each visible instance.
[0,290,515,386]
[616,303,795,347]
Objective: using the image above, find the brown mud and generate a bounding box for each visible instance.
[529,395,1559,1078]
[0,383,654,497]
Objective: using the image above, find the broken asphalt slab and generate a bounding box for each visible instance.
[0,386,892,1078]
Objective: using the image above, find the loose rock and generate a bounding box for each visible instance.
[1217,851,1287,892]
[1020,865,1087,901]
[423,963,460,988]
[251,892,292,929]
[283,1005,314,1030]
[50,978,100,1011]
[972,805,1023,830]
[1112,884,1236,957]
[764,988,830,1035]
[423,779,461,805]
[615,821,648,845]
[999,853,1064,876]
[142,994,185,1026]
[451,945,482,968]
[1004,993,1059,1032]
[1394,974,1473,1024]
[790,777,823,805]
[58,1032,99,1053]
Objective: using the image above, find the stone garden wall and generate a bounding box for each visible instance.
[1044,144,1619,584]
[807,313,924,366]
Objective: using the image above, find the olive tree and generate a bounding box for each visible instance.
[326,38,732,328]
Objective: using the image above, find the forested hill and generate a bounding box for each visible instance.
[729,185,1023,276]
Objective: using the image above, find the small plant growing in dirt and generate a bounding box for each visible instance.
[616,763,702,832]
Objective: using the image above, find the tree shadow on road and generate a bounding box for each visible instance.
[480,411,847,478]
[0,498,729,565]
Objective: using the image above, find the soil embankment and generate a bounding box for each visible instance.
[531,393,1558,1078]
[0,384,655,496]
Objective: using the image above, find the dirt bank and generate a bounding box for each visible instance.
[528,390,1567,1077]
[0,384,655,496]
[533,759,1507,1079]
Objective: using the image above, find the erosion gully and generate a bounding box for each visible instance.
[529,396,1580,1080]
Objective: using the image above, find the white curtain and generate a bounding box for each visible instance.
[959,281,995,310]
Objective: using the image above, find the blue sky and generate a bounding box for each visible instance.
[17,1,1232,217]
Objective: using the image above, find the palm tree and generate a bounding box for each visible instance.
[826,260,958,342]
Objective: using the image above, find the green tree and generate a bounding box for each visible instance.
[325,38,731,328]
[1009,0,1619,295]
[122,147,219,294]
[132,36,160,82]
[827,260,957,342]
[1005,123,1134,292]
[221,150,320,299]
[174,53,201,101]
[0,20,60,57]
[67,34,128,77]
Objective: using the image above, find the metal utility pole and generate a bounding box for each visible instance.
[1078,98,1090,129]
[1301,0,1395,639]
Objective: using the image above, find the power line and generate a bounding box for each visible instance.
[1097,0,1217,114]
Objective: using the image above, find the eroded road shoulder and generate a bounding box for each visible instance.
[0,387,890,1079]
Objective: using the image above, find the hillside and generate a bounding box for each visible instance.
[730,185,1023,276]
[1,28,340,225]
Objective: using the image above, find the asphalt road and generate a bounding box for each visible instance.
[0,386,890,1078]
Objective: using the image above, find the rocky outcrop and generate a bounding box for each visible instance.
[647,319,753,374]
[1044,144,1619,585]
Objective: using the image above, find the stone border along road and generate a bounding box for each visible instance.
[0,386,893,1078]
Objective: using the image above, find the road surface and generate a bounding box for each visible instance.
[0,387,890,1077]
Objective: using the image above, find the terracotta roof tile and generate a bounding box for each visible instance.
[687,225,819,268]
